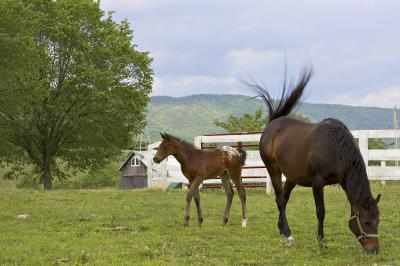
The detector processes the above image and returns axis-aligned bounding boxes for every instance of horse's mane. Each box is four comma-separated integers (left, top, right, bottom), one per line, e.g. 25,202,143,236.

164,133,196,150
324,119,377,214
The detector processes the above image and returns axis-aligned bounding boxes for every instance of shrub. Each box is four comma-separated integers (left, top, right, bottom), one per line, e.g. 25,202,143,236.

16,175,40,189
53,165,119,189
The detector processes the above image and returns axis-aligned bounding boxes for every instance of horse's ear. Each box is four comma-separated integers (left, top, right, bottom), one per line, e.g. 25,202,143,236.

374,194,381,204
160,132,166,139
163,132,171,140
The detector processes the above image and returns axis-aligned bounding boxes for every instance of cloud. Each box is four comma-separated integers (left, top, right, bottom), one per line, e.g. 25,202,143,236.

225,49,283,77
101,0,183,11
153,75,240,96
100,0,400,107
358,87,400,108
332,86,400,108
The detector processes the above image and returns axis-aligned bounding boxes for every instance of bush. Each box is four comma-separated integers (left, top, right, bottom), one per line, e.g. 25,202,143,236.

74,172,118,189
53,165,119,189
16,175,40,189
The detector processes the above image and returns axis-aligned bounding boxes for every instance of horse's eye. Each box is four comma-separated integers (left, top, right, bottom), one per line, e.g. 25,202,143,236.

365,221,371,226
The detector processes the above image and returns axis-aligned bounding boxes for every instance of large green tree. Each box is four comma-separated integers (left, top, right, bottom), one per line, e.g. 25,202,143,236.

0,0,153,189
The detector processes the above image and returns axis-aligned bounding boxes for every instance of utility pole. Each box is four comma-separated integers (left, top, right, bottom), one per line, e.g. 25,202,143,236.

393,105,399,166
140,126,151,151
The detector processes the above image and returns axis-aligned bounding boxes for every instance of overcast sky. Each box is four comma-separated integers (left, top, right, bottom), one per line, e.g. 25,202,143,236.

101,0,399,108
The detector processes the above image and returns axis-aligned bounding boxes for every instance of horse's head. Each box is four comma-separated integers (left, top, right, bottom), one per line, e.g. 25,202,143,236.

153,132,176,164
349,194,381,254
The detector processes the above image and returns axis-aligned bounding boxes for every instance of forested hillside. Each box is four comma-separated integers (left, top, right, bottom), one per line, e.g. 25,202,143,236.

145,94,396,141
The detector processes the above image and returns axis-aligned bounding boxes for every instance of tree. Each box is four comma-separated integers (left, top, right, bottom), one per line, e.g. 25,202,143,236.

214,108,267,132
368,139,389,166
290,113,311,123
0,0,153,189
368,139,388,150
214,108,311,133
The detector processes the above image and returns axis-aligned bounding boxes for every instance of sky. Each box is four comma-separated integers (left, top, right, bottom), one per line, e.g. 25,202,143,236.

100,0,400,108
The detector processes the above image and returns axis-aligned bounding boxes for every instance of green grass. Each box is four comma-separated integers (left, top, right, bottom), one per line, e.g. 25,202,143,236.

0,183,399,265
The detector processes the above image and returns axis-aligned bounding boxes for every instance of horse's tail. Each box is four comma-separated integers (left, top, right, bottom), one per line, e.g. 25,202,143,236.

237,148,247,165
251,67,312,123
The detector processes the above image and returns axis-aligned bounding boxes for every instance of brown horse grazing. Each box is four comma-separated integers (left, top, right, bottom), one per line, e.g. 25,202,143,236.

153,133,248,227
253,68,381,254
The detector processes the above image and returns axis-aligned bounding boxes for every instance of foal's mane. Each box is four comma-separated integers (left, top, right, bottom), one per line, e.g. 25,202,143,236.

325,119,377,213
165,133,196,151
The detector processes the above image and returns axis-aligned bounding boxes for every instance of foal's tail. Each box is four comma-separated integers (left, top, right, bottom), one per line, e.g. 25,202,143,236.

251,67,313,123
237,148,247,165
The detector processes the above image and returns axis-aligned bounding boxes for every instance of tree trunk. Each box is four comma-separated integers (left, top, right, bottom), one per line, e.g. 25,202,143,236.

43,163,52,190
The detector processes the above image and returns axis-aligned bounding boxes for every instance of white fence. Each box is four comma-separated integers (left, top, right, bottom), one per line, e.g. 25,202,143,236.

352,130,400,181
147,130,400,193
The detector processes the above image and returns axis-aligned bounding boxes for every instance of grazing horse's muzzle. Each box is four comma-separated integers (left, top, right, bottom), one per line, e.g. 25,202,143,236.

153,157,161,164
364,247,379,255
349,214,380,254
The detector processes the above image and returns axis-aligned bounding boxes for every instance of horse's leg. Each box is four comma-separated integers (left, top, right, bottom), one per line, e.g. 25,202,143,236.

266,164,294,246
193,186,203,227
184,178,203,227
231,173,247,228
221,172,234,225
312,185,325,245
283,181,296,204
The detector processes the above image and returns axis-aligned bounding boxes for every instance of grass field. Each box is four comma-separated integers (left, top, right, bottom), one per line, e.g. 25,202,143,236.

0,183,399,265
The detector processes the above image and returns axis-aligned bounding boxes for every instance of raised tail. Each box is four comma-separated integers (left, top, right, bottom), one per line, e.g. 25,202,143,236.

251,67,312,123
237,148,247,165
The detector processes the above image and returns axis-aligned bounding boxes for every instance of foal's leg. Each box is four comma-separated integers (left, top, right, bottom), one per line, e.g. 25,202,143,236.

221,173,234,225
193,186,203,227
312,185,325,245
266,164,294,246
184,178,203,227
231,173,247,228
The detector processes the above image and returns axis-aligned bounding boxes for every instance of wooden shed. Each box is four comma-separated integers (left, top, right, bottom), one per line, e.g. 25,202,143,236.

118,151,149,189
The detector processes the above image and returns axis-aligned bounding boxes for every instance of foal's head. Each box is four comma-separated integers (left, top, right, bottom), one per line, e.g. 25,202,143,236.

349,194,381,254
153,133,178,164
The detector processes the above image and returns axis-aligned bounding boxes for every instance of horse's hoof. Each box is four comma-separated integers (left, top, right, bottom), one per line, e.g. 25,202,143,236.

319,240,327,250
183,219,189,227
183,215,190,227
241,219,247,228
198,217,203,227
281,235,295,247
222,217,229,226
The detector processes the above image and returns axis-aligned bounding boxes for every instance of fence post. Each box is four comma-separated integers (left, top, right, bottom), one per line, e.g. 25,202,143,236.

147,146,154,188
194,136,202,149
359,131,369,176
380,161,386,185
266,177,272,195
160,158,168,190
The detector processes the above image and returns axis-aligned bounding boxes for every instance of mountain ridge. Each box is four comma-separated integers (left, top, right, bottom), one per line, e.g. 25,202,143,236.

145,94,397,142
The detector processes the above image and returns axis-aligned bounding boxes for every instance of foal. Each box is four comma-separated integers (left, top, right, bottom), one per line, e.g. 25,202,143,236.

153,133,248,227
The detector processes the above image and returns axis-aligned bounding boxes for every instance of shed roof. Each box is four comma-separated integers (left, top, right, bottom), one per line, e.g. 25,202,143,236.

118,150,152,171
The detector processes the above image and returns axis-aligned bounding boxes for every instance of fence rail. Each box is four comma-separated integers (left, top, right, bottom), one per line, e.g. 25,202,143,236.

148,130,400,193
